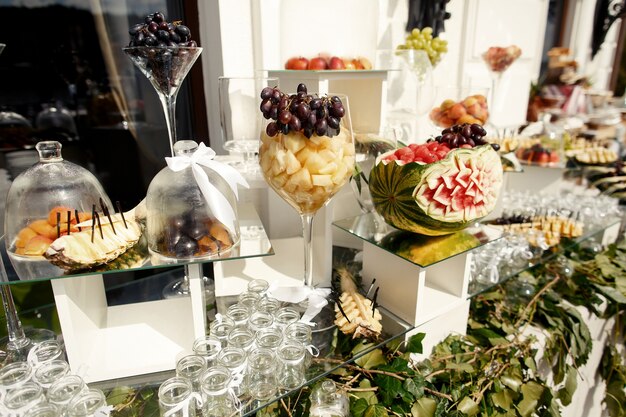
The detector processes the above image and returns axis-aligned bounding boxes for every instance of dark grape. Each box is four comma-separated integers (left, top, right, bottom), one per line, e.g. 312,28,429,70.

297,83,307,94
327,116,340,129
153,12,165,23
307,112,317,127
158,21,169,30
461,124,472,138
260,99,272,113
271,89,281,103
266,122,279,136
441,133,455,143
330,102,345,118
280,123,289,135
144,34,157,46
269,107,278,120
278,96,288,110
187,40,197,47
296,103,310,119
466,138,475,147
491,143,500,151
289,117,302,132
315,119,328,136
129,23,145,36
157,29,170,41
303,125,313,138
169,31,181,43
148,22,158,33
471,124,486,136
260,87,273,100
144,14,154,24
176,25,190,38
309,98,322,110
450,136,459,148
278,110,292,125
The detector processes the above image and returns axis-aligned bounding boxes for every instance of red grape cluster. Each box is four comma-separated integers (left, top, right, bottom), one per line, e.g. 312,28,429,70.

260,84,345,139
430,123,500,151
128,11,196,47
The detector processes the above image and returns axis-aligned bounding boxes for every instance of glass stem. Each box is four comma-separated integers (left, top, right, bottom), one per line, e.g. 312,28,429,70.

159,93,179,157
1,285,29,351
301,214,314,288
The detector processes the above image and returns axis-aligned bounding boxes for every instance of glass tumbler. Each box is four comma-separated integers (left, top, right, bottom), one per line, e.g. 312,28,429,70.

245,347,277,401
32,360,70,393
255,297,281,315
4,381,46,416
66,388,107,417
276,342,306,391
237,291,260,311
209,316,236,348
226,304,251,328
46,375,87,411
192,336,222,368
27,340,65,369
0,361,33,401
226,328,255,353
175,355,207,395
284,322,316,367
158,377,196,417
247,279,269,295
255,327,283,351
248,311,274,334
217,347,247,397
200,366,239,417
273,307,300,332
24,403,61,417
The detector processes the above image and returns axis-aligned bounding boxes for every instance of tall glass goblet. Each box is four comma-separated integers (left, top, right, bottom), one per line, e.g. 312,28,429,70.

123,46,202,156
259,94,355,287
482,45,521,130
219,76,279,177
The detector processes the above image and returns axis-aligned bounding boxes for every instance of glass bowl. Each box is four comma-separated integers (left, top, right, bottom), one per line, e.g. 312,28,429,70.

429,85,490,130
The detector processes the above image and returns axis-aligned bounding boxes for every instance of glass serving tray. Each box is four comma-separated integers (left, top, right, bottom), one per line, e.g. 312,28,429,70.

333,211,503,268
0,203,273,284
91,293,413,417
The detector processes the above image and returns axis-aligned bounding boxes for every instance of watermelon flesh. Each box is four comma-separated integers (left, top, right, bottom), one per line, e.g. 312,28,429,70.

369,144,503,236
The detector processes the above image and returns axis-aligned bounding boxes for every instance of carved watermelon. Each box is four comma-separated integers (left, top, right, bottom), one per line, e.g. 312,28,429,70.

369,144,503,236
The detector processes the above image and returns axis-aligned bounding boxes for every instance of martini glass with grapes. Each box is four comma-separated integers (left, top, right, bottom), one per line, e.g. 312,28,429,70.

123,13,203,298
258,84,355,288
482,45,521,130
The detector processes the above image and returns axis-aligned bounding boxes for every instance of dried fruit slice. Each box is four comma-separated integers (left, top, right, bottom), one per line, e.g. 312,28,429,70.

369,144,503,235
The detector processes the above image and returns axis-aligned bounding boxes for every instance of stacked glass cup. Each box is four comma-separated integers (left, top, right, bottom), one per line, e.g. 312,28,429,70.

0,339,109,417
160,279,318,415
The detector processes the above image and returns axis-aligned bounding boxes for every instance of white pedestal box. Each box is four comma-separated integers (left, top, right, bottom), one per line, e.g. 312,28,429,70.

361,240,472,327
51,263,206,383
505,165,566,193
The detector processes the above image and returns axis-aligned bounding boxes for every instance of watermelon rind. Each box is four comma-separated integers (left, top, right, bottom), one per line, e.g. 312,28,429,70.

369,144,503,236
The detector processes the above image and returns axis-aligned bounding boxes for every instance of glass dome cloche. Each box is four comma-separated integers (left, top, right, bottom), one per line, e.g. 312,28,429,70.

146,140,244,263
4,141,114,280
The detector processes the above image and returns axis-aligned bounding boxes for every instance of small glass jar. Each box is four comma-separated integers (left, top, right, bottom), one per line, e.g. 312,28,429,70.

309,380,350,417
24,402,61,417
66,388,107,417
175,354,207,394
217,347,246,397
248,311,274,334
146,140,241,262
255,297,281,315
226,304,251,328
284,322,315,367
192,336,222,368
245,347,277,401
226,328,255,353
0,361,33,400
158,377,196,417
209,316,236,348
274,307,301,331
4,381,46,416
276,342,306,391
247,279,269,295
32,360,70,392
27,340,65,369
4,141,113,280
255,327,283,351
200,366,239,417
46,375,87,411
237,291,260,311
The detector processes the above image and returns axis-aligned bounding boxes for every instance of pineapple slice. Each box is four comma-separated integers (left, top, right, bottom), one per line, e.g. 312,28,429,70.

285,150,302,175
290,167,313,191
284,133,306,154
318,162,338,175
312,174,333,187
305,153,326,174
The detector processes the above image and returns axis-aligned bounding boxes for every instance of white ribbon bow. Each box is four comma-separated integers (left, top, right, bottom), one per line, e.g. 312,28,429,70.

166,143,249,233
267,285,331,326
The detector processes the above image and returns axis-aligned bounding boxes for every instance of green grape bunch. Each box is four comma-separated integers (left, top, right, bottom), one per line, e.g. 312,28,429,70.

397,27,448,66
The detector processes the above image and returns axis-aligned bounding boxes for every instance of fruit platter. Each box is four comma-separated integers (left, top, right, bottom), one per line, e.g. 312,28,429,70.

284,54,372,70
368,123,503,236
514,135,563,167
488,212,583,248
